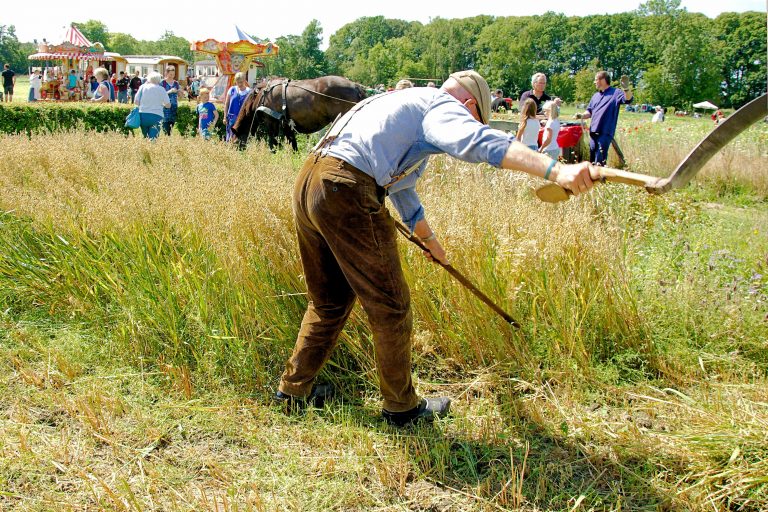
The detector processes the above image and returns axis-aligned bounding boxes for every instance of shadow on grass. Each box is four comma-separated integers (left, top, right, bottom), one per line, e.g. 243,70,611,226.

350,394,680,511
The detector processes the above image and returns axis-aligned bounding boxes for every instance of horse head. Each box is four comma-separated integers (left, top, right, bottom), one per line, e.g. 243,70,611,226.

232,76,367,151
230,88,262,147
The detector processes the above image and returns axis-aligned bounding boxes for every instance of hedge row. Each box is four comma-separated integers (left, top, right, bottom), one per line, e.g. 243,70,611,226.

0,103,226,139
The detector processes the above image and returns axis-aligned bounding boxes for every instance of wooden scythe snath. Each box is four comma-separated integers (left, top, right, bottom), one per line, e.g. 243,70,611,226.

393,220,521,328
536,93,767,203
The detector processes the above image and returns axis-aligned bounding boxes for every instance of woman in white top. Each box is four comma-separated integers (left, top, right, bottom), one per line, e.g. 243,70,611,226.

134,72,171,139
651,106,664,123
539,100,561,161
28,71,42,102
516,98,540,150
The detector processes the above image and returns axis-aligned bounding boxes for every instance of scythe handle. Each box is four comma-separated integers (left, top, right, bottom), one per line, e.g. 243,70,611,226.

535,167,665,203
393,220,520,327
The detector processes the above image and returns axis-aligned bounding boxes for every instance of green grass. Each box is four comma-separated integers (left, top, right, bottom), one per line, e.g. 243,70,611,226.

0,120,766,510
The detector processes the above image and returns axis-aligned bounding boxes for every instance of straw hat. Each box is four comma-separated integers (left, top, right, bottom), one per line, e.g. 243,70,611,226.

449,70,491,125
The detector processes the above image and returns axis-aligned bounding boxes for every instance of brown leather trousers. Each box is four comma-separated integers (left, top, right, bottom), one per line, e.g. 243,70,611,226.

278,155,420,413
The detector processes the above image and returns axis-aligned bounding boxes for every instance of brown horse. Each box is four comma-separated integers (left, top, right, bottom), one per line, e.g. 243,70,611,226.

231,75,367,150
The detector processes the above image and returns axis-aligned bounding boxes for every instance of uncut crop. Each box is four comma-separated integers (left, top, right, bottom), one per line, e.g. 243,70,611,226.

0,127,766,385
614,114,768,199
0,131,654,384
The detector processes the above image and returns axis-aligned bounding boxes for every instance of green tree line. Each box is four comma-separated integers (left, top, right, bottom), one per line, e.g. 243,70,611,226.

2,0,765,109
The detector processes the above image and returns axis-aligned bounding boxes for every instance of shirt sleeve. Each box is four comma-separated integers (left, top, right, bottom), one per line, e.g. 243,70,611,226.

388,186,425,233
619,89,633,105
422,96,513,168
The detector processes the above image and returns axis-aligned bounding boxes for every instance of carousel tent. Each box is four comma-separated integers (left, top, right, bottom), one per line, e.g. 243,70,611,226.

28,25,112,62
63,25,92,47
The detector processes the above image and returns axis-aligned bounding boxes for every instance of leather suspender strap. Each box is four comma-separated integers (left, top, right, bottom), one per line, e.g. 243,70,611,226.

312,94,384,157
311,92,425,189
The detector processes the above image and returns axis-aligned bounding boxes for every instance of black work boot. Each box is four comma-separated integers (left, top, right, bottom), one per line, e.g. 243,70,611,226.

382,397,451,427
274,383,335,410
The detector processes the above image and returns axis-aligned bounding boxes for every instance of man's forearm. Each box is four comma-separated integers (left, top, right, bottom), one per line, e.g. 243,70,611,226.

501,141,560,181
413,218,434,241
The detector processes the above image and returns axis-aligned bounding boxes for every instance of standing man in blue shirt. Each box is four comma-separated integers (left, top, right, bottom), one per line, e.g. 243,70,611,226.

575,71,633,166
275,70,598,427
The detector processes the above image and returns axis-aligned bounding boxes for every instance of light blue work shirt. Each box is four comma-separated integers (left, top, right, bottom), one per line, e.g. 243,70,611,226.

325,87,515,231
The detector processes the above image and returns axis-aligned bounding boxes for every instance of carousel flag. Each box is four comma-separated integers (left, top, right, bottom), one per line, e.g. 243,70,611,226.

235,26,257,44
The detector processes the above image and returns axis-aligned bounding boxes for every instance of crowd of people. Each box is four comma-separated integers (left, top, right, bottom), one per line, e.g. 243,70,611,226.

6,60,644,163
2,61,248,141
484,70,633,166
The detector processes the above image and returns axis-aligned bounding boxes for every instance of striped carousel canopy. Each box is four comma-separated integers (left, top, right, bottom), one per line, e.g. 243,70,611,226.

28,51,113,61
28,25,109,62
63,25,93,47
64,25,93,46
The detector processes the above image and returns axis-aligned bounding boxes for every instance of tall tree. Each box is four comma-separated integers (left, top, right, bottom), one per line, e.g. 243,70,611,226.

639,13,721,108
636,0,685,65
549,72,575,103
326,16,413,76
637,0,683,16
109,33,139,56
417,17,490,81
476,16,534,98
0,25,23,70
273,20,327,79
713,11,767,108
573,61,601,103
667,15,720,105
150,31,193,62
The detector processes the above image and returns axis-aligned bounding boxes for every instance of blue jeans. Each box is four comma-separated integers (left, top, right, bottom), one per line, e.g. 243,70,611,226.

589,132,613,166
163,103,178,136
226,115,236,141
118,90,128,103
139,113,164,139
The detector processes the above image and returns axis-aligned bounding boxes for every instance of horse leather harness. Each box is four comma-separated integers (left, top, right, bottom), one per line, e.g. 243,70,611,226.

255,80,293,126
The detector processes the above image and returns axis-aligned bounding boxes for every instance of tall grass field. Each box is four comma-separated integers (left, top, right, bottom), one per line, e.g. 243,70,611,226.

0,113,766,510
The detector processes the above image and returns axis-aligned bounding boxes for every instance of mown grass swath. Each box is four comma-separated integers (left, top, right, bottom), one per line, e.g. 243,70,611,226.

0,120,766,510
